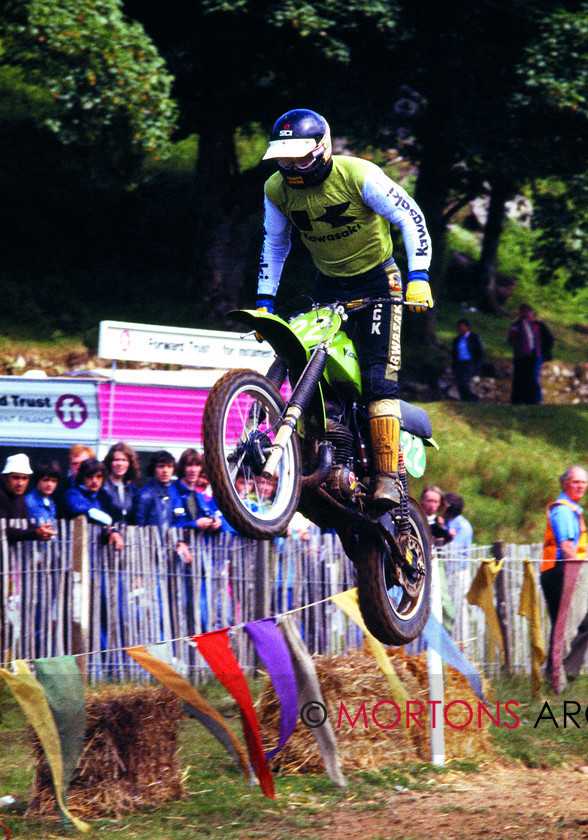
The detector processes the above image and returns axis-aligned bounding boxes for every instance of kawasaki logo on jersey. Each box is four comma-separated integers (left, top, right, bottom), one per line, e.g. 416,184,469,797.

291,202,361,244
291,202,358,231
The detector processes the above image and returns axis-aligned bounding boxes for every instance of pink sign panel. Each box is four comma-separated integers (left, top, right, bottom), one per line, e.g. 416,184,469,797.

97,380,293,450
98,383,209,447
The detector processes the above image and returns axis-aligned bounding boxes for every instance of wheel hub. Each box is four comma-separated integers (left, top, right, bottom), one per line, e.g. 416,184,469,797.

244,430,272,475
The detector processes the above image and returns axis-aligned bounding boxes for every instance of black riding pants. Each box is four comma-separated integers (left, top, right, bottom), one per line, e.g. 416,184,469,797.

313,259,403,402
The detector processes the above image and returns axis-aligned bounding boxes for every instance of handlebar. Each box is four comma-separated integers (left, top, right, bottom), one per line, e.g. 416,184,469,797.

342,296,406,313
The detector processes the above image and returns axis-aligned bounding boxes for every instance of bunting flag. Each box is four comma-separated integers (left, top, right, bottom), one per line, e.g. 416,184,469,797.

466,559,505,663
0,661,89,833
421,613,489,704
124,645,252,783
192,629,275,798
243,619,298,759
277,616,347,788
562,559,588,680
549,560,583,694
330,589,410,725
517,560,547,697
33,657,87,800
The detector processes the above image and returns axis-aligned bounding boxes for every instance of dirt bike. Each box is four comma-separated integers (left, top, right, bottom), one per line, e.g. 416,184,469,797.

201,299,436,645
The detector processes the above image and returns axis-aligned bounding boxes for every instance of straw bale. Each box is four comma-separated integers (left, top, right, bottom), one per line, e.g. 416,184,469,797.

257,646,494,774
26,686,185,820
388,647,495,762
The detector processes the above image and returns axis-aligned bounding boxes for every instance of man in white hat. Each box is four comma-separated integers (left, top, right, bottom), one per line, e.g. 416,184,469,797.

0,453,56,543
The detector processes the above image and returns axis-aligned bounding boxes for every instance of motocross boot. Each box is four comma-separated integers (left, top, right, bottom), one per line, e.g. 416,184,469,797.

369,403,402,510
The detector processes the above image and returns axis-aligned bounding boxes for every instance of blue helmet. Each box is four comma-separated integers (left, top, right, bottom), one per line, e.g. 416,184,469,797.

263,109,333,188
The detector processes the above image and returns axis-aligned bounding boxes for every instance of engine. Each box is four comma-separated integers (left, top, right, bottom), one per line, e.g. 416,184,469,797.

323,418,358,501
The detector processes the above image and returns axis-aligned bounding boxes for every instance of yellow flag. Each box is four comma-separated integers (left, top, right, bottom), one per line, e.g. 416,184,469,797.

518,560,547,696
0,661,89,832
331,588,410,727
466,560,505,664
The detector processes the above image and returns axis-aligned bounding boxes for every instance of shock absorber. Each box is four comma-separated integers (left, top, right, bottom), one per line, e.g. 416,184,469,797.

397,449,411,536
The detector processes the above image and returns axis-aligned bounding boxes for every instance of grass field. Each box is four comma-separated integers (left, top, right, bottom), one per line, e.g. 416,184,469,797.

3,675,588,839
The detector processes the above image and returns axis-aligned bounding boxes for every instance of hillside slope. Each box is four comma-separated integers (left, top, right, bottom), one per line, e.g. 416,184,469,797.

413,402,588,544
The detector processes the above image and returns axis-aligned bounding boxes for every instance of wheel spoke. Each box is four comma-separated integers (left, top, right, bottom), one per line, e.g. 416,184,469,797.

203,372,300,538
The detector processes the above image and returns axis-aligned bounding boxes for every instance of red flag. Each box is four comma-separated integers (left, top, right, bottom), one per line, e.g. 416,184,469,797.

193,630,275,798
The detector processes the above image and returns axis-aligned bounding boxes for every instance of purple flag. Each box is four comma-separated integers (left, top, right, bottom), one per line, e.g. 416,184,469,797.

244,618,299,759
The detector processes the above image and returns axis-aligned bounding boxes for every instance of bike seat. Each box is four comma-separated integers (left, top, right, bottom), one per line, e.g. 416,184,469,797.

399,400,432,439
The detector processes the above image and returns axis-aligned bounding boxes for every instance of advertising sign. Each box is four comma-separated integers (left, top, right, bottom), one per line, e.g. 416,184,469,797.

0,377,100,447
98,320,274,371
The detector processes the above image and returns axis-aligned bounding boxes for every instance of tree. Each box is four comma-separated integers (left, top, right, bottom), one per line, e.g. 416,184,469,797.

122,0,397,322
123,0,587,328
387,1,588,311
0,0,178,186
533,174,588,291
522,6,588,291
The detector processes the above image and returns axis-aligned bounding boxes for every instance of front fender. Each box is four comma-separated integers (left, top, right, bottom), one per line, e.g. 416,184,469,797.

231,309,326,436
229,309,309,380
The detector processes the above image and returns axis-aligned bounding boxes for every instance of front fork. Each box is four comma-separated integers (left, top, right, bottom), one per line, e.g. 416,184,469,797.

261,346,328,478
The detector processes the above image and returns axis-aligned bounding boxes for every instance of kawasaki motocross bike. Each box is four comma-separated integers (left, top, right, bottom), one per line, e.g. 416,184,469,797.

202,299,436,645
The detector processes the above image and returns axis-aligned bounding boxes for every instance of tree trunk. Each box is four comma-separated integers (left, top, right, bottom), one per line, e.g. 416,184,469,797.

188,119,239,323
477,180,510,313
186,117,269,328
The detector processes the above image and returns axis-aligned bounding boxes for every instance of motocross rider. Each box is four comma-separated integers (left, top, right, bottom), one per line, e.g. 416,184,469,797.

257,108,433,509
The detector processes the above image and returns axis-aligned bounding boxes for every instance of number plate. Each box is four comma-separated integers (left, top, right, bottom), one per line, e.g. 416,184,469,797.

400,430,426,477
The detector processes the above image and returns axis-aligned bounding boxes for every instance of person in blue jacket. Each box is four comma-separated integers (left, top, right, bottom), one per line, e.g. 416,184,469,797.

134,450,192,563
102,441,140,524
25,458,61,525
175,448,223,534
61,458,123,549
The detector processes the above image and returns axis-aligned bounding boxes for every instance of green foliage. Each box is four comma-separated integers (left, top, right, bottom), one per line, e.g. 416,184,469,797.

532,174,588,291
264,0,398,61
514,6,588,292
520,4,588,114
0,61,54,122
411,402,588,544
0,0,178,184
445,226,481,263
496,222,538,291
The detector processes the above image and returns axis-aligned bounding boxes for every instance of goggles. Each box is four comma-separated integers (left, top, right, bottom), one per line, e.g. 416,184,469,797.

276,152,316,171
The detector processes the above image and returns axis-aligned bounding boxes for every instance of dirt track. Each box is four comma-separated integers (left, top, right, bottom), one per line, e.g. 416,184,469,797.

330,763,588,840
251,762,588,840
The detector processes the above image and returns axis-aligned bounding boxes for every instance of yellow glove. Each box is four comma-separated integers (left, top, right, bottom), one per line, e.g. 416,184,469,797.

405,277,434,312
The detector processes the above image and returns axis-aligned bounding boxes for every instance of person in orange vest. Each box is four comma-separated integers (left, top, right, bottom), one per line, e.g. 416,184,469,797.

541,465,588,679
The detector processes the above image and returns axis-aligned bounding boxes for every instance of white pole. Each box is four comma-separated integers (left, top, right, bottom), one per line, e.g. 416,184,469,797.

427,547,445,765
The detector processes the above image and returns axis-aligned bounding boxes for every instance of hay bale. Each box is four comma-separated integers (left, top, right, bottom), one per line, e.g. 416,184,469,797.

389,647,494,762
26,686,185,820
257,646,494,774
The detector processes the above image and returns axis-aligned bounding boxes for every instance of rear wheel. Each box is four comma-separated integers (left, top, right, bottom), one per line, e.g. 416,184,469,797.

355,498,431,645
202,369,301,539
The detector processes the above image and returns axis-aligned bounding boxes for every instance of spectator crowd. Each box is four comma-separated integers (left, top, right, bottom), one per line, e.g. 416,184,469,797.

0,443,278,553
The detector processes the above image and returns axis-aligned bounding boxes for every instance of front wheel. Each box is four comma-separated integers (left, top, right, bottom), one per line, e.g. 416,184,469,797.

202,369,301,539
355,498,432,645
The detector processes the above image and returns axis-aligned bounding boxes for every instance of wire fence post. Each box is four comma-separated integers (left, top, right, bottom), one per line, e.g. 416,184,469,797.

71,516,90,676
252,539,271,673
493,540,511,674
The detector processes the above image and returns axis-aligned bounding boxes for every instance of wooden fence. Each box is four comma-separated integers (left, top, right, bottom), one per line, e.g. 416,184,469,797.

0,520,548,684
